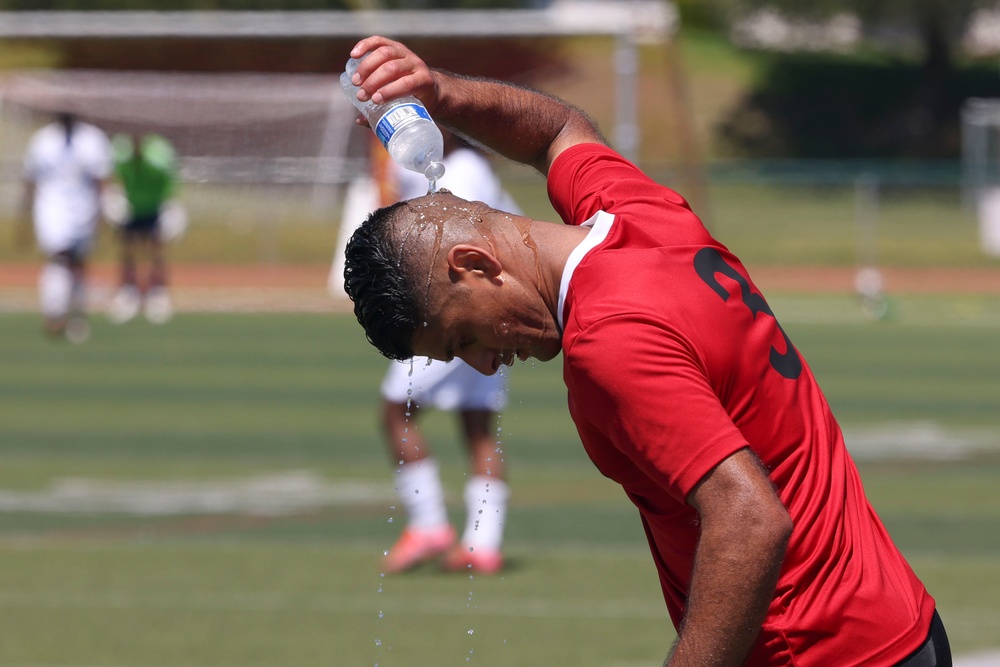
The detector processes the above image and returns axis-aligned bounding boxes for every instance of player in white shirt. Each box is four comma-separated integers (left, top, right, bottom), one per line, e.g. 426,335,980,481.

378,134,519,574
21,113,112,342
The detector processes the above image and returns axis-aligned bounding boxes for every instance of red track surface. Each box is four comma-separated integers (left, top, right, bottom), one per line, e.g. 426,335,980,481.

2,262,1000,314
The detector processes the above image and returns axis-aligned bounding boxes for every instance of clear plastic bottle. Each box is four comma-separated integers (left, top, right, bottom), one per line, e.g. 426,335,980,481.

341,55,446,187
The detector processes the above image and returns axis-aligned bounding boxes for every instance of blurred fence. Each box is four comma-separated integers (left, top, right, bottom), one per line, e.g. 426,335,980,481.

673,160,983,268
519,158,995,271
3,154,999,274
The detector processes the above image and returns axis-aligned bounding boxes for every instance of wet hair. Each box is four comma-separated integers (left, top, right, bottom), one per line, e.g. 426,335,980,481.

343,200,421,361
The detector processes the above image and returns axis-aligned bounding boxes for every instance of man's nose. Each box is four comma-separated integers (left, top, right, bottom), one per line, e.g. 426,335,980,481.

460,349,498,376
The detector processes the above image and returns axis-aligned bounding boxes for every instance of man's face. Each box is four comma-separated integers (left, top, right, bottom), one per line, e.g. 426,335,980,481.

410,296,562,376
401,193,563,375
407,249,562,376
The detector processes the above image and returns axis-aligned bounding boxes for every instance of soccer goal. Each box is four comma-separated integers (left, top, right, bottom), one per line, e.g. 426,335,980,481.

0,69,364,261
962,97,1000,256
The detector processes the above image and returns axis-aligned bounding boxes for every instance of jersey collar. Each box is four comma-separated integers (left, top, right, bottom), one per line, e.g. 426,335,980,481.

556,210,615,333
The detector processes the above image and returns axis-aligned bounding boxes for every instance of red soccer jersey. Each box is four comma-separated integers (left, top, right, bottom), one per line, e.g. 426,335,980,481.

547,143,935,666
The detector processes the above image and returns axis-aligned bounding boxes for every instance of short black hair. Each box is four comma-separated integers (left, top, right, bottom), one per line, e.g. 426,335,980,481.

343,200,420,361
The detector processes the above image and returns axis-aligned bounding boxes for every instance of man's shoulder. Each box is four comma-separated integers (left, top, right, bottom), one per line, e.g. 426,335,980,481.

28,123,63,149
76,123,111,147
550,143,662,205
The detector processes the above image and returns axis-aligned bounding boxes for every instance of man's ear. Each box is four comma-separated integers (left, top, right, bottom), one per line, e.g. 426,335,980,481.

447,244,504,284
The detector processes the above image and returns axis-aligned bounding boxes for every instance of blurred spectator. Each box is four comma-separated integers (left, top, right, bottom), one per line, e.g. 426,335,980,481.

106,133,183,325
20,112,113,343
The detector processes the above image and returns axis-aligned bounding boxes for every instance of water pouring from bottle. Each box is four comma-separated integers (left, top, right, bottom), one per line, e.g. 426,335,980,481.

341,55,446,194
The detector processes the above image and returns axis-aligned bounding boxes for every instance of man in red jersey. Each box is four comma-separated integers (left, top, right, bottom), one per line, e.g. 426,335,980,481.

341,36,950,667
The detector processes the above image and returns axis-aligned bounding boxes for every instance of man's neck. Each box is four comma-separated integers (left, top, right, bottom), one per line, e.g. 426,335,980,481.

521,218,590,315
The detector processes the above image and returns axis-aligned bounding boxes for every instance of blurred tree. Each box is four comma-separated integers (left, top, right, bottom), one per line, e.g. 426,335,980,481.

710,0,1000,158
0,0,542,7
723,0,987,86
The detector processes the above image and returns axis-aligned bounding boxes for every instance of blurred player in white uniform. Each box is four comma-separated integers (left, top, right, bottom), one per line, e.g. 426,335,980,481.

21,113,112,342
379,133,520,574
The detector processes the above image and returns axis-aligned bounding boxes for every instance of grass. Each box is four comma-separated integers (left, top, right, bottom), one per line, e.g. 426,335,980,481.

0,308,999,665
1,26,999,662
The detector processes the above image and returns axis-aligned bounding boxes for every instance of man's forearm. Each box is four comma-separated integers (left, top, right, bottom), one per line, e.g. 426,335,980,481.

666,448,792,667
665,520,788,667
431,70,604,175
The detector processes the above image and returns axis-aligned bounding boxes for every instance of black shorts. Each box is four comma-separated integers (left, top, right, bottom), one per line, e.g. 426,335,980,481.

894,610,951,667
123,212,161,235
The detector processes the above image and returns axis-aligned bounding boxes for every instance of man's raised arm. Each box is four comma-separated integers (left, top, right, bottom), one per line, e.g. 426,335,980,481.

347,35,606,175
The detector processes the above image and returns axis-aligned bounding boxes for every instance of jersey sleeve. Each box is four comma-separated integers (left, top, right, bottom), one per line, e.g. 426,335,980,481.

563,313,749,501
547,143,692,227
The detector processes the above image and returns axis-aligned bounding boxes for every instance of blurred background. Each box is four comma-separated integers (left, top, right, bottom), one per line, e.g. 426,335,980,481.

0,1,999,666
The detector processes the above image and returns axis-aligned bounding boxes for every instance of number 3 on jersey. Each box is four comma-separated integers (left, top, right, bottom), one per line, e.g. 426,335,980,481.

693,247,802,380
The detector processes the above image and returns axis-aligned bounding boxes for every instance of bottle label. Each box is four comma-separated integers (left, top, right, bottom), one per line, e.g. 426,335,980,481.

374,103,432,148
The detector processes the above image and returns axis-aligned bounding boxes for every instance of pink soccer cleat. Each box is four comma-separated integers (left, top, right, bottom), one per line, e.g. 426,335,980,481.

382,525,456,573
442,543,504,575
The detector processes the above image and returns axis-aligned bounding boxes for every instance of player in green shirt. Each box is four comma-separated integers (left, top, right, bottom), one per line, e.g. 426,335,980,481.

107,133,181,324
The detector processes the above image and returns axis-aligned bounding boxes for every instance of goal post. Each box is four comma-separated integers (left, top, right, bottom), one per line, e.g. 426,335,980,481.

961,97,1000,256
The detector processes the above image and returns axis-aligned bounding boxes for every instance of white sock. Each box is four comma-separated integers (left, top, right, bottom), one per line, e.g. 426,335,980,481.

395,458,449,531
462,475,509,551
38,262,72,319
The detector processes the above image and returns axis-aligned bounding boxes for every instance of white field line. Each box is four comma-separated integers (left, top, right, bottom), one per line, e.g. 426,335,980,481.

0,423,996,518
0,471,393,516
843,421,1000,461
956,651,1000,667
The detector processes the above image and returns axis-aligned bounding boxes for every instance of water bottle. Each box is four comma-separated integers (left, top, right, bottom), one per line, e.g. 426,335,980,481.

341,55,446,186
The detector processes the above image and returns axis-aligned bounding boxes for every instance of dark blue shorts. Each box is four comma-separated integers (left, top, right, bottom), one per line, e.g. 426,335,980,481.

123,212,161,235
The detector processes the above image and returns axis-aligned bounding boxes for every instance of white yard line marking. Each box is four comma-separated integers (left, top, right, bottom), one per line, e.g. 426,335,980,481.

0,471,393,515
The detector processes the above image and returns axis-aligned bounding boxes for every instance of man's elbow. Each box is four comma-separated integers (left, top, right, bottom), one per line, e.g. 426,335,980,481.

760,502,793,561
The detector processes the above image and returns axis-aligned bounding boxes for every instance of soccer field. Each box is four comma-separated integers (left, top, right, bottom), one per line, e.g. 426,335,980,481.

0,306,999,666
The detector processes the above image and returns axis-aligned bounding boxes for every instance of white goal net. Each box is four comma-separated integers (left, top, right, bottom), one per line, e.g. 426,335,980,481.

0,69,363,259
